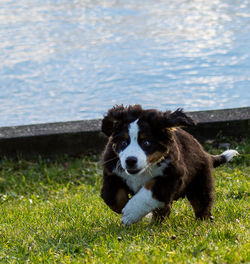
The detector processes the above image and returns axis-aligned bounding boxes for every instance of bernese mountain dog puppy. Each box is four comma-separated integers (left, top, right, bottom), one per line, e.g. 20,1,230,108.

101,105,238,226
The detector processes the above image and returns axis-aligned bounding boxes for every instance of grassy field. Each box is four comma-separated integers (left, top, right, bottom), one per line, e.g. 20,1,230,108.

0,139,249,263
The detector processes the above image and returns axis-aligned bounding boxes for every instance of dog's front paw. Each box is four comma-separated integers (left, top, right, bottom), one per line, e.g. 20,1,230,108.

121,205,143,226
121,187,165,226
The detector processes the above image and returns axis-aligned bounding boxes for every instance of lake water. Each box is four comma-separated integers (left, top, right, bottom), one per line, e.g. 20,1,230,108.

1,0,250,126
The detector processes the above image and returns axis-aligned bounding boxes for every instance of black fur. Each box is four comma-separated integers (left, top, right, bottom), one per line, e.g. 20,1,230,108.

101,105,236,223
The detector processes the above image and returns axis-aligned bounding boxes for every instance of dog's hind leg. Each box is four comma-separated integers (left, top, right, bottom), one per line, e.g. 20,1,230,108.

187,196,214,220
186,168,215,220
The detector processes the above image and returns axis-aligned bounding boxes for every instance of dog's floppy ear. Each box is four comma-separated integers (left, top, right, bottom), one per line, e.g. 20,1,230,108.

163,108,196,128
102,104,143,136
101,105,125,137
143,108,195,130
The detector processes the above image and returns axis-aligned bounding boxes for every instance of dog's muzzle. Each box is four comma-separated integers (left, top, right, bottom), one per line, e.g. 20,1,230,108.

125,156,142,174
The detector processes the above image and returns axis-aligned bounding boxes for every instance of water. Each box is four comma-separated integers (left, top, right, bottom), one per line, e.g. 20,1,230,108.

1,0,250,126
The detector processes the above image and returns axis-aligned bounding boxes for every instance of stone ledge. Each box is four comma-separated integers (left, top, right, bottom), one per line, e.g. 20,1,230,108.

0,119,102,139
0,107,249,158
187,107,250,123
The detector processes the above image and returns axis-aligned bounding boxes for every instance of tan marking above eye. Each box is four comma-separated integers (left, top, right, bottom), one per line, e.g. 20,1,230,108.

124,133,129,139
139,133,147,140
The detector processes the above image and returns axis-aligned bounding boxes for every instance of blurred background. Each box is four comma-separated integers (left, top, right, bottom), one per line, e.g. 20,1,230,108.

0,0,249,126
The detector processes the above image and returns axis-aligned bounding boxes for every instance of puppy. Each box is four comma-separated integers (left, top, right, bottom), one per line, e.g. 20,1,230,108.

100,105,238,225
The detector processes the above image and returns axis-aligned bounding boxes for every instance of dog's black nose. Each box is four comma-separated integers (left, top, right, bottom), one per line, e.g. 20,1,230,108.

125,156,138,168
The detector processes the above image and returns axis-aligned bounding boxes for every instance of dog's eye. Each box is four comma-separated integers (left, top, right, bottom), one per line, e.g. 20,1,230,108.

142,140,151,147
121,140,128,148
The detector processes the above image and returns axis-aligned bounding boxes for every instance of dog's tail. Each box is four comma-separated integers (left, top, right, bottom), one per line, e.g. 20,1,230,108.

212,150,239,168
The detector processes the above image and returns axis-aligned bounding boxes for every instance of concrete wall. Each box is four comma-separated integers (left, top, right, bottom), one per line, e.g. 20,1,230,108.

0,107,249,158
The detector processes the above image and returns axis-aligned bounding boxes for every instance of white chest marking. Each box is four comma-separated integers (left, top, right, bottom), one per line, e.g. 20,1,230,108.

114,160,170,193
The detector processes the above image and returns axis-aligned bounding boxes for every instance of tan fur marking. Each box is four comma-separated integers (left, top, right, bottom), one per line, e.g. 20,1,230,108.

139,133,147,140
109,188,129,214
164,127,176,132
145,179,161,200
147,151,166,164
112,143,117,151
147,145,169,164
124,133,129,139
145,179,156,191
112,143,120,156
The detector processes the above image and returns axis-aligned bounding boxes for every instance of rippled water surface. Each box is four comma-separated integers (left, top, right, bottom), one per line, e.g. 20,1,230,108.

1,0,250,126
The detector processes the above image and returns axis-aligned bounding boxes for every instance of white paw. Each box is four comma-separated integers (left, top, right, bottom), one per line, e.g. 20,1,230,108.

121,205,143,226
121,187,165,226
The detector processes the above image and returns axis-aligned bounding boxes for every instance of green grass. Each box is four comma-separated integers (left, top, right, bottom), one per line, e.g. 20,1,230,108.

0,139,249,263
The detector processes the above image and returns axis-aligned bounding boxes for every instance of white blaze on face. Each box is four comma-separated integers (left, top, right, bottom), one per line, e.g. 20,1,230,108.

119,119,147,172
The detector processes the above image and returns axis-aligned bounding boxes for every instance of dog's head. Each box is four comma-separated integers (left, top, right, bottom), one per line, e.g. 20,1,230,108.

102,105,195,175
